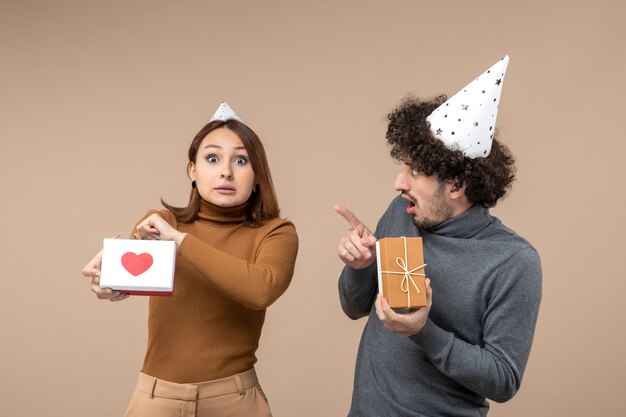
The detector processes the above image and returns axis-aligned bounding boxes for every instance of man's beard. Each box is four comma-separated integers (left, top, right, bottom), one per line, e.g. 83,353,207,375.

409,184,453,230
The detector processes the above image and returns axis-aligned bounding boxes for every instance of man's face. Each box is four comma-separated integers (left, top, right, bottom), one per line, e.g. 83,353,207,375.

394,164,454,230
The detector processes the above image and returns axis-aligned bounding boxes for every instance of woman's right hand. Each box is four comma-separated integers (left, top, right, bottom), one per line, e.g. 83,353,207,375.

82,249,129,302
133,216,161,241
134,213,187,247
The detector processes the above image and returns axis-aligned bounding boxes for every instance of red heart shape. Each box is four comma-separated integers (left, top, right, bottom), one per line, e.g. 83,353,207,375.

121,252,153,276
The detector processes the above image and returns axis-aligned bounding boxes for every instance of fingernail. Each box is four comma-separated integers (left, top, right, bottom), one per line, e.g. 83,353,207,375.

123,294,130,299
113,291,120,297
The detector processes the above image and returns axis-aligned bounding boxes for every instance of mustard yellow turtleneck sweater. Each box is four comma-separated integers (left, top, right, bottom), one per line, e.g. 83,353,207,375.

135,200,298,383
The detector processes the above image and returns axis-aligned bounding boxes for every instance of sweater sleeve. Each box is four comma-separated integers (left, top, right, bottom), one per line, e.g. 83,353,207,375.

338,263,378,319
410,246,542,402
176,219,298,311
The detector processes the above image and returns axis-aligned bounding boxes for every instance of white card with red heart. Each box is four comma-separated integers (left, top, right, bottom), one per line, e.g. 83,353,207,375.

100,238,176,296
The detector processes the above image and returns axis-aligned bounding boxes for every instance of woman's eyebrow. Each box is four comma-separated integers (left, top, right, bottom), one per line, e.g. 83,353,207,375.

202,144,246,151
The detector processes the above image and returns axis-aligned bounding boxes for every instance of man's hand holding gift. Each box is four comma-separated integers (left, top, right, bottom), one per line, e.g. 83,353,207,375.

335,205,433,336
375,282,432,336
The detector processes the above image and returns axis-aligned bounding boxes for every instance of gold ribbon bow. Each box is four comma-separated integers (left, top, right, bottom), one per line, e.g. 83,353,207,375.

381,237,426,308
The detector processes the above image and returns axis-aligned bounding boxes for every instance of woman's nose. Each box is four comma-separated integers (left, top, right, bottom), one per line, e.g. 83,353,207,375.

220,162,233,179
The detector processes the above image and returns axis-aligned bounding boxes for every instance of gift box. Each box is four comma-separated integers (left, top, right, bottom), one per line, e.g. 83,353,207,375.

99,238,176,296
376,236,427,309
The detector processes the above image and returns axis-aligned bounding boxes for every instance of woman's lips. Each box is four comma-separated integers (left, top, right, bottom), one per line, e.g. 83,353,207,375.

215,186,236,195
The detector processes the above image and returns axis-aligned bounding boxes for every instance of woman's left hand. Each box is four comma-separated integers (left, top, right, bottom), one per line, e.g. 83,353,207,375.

134,213,187,247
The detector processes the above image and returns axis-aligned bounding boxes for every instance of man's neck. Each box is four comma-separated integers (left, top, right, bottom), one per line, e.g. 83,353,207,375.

450,201,474,219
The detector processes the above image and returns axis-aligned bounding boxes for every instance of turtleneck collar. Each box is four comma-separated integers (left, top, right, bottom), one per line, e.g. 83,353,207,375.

427,204,493,239
198,199,248,225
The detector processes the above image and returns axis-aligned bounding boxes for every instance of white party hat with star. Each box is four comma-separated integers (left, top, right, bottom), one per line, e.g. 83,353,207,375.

426,55,510,158
209,102,242,122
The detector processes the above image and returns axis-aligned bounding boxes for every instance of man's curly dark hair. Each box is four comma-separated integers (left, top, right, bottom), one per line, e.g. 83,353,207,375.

386,95,516,208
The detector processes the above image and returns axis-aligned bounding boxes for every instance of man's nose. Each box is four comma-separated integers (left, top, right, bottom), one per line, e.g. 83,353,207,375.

394,170,407,192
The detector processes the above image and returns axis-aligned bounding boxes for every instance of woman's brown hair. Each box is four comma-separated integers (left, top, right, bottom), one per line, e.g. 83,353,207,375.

162,119,280,227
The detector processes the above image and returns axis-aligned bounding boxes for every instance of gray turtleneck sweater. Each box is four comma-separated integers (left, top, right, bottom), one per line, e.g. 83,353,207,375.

338,196,542,417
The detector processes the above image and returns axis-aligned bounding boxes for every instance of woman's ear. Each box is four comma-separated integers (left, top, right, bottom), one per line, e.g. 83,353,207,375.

187,161,196,181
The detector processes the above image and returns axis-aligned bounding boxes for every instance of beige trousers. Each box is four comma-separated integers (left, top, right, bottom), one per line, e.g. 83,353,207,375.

124,368,272,417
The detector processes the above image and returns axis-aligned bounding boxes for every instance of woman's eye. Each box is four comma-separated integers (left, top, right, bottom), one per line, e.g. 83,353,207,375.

206,155,218,163
235,156,248,165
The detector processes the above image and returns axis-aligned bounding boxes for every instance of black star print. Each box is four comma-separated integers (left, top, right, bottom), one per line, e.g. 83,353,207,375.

482,90,486,94
436,128,443,135
489,126,493,131
444,114,448,118
462,104,469,110
451,131,455,135
495,78,502,86
474,122,479,127
458,118,461,122
493,98,497,102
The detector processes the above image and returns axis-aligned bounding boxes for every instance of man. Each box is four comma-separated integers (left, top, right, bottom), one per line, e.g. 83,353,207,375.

336,56,542,417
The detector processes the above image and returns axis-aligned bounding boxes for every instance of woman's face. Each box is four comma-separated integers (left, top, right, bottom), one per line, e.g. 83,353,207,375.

188,127,255,207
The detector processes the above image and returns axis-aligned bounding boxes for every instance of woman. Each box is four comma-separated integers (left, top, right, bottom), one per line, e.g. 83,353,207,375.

82,102,298,417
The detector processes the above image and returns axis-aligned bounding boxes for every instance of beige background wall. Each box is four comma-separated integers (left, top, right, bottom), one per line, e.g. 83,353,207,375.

1,0,625,416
